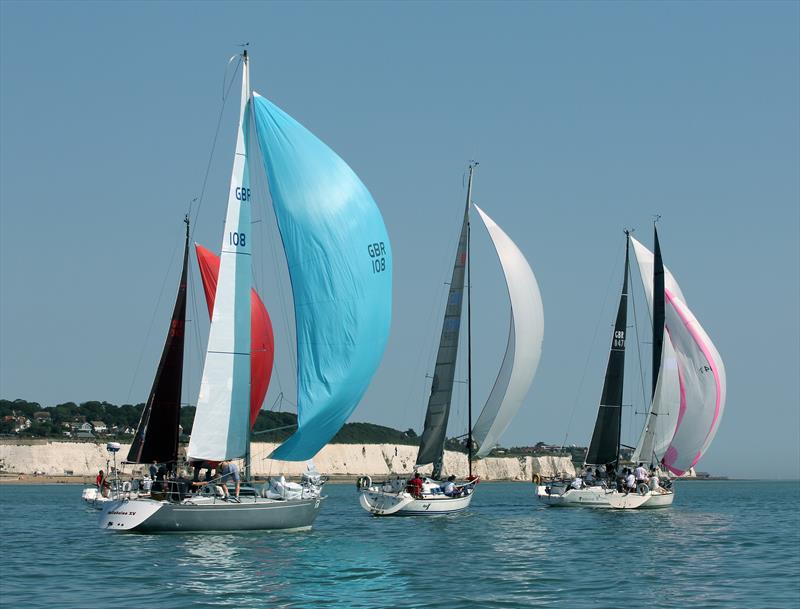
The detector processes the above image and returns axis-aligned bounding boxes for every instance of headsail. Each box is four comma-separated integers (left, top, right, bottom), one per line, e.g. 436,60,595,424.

252,93,392,461
585,236,629,466
195,244,274,428
631,335,681,465
630,236,684,463
629,236,686,307
660,290,727,474
630,236,726,473
187,55,252,462
471,205,544,458
415,203,469,467
127,218,189,467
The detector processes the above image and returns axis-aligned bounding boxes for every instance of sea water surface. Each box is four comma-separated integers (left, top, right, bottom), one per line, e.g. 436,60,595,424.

1,480,798,608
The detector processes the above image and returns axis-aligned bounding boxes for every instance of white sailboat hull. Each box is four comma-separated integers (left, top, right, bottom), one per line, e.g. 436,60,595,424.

82,487,146,510
535,484,674,510
359,489,473,516
99,495,323,532
639,490,675,508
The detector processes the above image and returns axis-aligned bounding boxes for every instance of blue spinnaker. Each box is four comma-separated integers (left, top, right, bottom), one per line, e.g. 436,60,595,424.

252,93,392,461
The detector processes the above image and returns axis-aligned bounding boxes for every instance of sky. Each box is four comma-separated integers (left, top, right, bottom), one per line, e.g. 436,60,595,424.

1,1,798,478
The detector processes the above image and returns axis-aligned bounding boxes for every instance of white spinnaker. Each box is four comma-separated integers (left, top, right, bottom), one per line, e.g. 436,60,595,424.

629,236,684,463
187,58,252,462
471,205,544,458
631,336,681,464
660,291,726,475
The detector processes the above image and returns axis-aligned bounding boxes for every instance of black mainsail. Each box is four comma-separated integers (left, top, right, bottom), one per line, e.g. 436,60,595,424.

127,217,189,468
586,233,630,466
415,166,474,476
651,224,665,399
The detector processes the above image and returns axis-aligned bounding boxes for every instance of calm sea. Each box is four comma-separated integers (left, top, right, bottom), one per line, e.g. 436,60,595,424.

1,480,798,609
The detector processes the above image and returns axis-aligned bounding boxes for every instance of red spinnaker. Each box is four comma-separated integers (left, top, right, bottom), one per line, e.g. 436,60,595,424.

195,244,274,429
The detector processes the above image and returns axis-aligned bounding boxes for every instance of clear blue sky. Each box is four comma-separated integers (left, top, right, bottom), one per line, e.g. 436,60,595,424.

1,1,798,478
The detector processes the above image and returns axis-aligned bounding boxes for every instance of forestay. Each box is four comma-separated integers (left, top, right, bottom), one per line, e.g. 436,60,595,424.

471,205,544,458
252,93,392,461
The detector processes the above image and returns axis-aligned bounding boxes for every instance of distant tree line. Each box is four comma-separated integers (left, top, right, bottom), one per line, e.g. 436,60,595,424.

0,399,421,445
3,399,584,455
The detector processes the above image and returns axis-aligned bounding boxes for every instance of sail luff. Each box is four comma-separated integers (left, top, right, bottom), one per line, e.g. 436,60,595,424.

187,53,252,462
415,175,471,469
585,234,629,466
126,218,189,467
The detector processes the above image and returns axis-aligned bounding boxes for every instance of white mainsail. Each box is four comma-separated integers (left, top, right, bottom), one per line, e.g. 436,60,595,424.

187,56,252,462
471,205,544,458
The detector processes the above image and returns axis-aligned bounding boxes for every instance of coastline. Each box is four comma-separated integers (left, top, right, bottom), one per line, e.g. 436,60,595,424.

0,439,577,483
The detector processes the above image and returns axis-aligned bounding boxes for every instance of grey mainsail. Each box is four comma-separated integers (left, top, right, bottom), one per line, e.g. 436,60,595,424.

585,233,630,466
415,172,473,473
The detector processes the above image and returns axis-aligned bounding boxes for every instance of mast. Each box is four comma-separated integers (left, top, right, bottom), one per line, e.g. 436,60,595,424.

466,162,475,479
241,50,253,482
585,231,629,468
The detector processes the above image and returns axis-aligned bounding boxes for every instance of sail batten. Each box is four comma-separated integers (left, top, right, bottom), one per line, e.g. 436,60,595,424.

471,205,543,458
251,93,392,462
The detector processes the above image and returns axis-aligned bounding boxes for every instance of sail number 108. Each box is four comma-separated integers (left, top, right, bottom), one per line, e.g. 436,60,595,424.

229,232,246,247
368,241,387,274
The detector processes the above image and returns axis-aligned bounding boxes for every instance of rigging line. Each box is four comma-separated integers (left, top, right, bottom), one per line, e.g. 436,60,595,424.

189,57,242,239
559,237,625,453
629,256,649,443
125,235,182,404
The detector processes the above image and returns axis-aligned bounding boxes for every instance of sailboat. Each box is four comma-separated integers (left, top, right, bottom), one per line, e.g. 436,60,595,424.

358,163,544,516
101,49,392,532
535,225,726,509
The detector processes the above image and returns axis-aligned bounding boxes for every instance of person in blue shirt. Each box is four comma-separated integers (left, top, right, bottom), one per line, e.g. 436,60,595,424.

217,461,241,502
